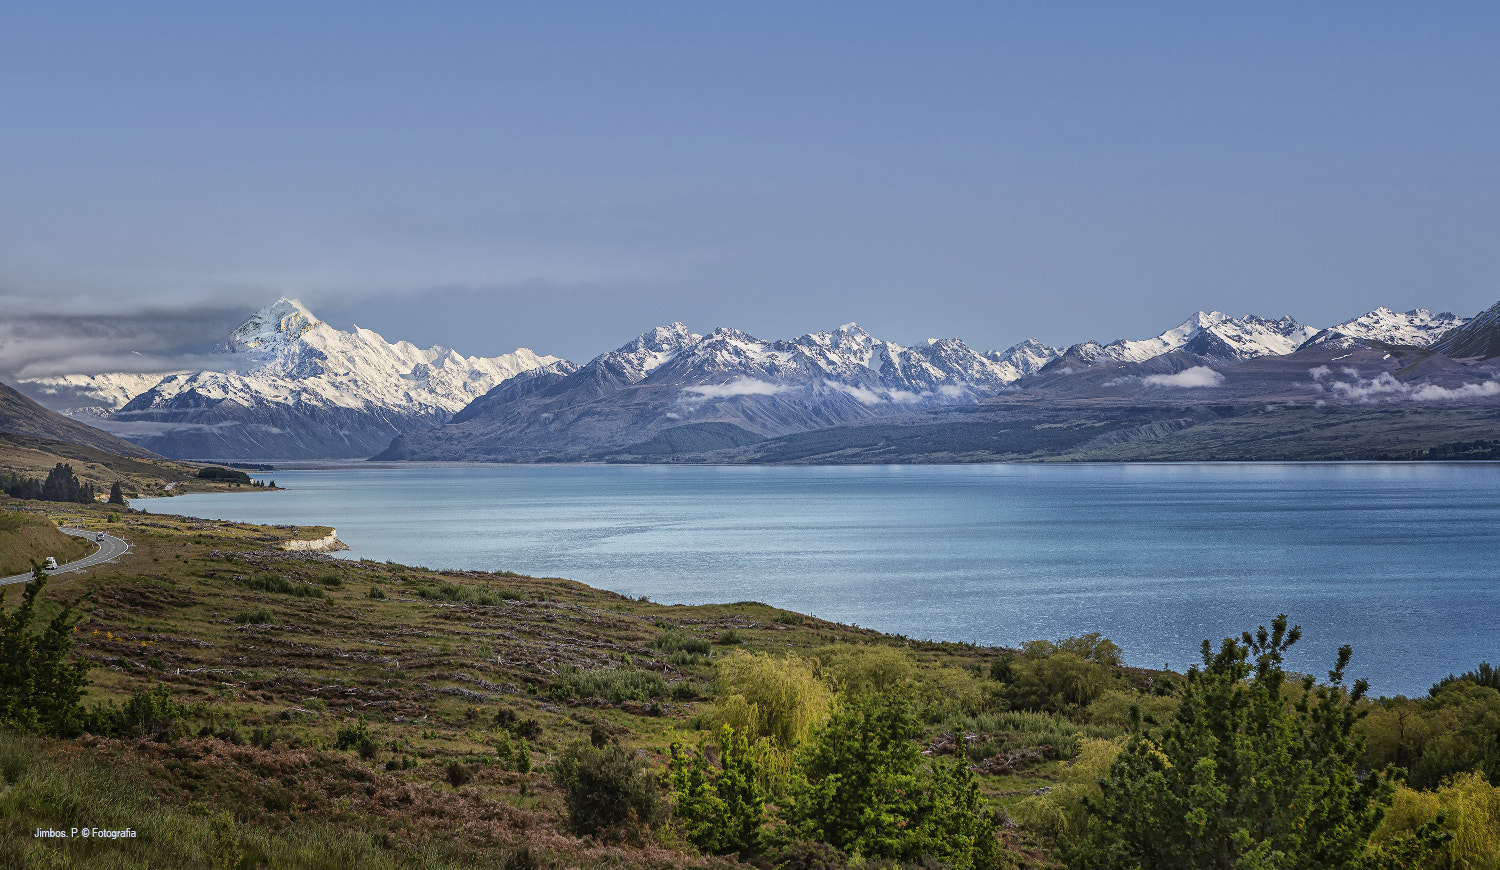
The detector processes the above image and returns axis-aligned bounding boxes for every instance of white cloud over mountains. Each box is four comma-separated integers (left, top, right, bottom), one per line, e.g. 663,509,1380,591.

680,378,788,402
1106,366,1226,389
1142,367,1226,388
1309,366,1500,402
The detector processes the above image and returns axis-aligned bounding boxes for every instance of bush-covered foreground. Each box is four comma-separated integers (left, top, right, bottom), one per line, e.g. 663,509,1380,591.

2,501,1499,868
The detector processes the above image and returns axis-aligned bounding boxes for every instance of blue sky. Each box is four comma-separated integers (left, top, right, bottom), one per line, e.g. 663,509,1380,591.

1,2,1497,374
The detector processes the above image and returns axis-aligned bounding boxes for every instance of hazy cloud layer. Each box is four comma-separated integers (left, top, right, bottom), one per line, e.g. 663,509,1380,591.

1309,366,1500,402
0,306,249,382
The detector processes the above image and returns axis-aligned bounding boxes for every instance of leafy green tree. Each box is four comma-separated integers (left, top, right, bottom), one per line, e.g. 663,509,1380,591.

670,724,766,854
0,564,91,736
1073,615,1393,870
785,688,999,868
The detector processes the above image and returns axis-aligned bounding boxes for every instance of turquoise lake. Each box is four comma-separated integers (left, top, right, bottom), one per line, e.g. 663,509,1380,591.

137,463,1500,697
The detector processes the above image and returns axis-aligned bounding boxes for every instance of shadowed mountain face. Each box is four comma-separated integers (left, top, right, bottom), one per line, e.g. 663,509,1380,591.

0,380,161,459
1432,300,1500,361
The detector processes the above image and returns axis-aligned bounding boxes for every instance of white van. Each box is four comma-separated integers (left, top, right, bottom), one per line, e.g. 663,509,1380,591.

44,557,59,569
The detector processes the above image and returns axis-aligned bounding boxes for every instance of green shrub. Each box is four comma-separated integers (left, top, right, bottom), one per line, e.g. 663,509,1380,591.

235,607,272,625
412,580,510,606
717,629,744,646
87,682,186,739
1371,771,1500,870
1014,738,1121,847
712,652,833,749
367,585,386,600
1020,632,1123,667
1361,680,1500,789
1005,652,1112,712
1085,688,1179,729
446,761,471,787
1432,661,1500,695
552,741,662,838
550,667,667,703
815,644,917,694
815,645,987,718
655,630,711,656
335,718,377,759
492,730,532,773
235,571,324,599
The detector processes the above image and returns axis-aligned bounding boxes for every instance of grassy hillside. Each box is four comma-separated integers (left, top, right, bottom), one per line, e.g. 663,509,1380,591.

0,432,280,498
0,380,160,459
0,509,91,575
2,503,1495,868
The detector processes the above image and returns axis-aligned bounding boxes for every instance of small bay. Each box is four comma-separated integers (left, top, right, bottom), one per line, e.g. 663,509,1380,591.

138,462,1500,697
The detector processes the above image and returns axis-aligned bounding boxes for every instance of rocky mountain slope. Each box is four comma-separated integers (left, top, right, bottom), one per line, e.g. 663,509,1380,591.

57,298,563,460
376,323,1058,461
1430,300,1500,360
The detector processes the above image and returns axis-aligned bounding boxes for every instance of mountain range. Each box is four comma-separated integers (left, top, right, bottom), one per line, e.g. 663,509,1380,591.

19,298,563,459
9,296,1500,463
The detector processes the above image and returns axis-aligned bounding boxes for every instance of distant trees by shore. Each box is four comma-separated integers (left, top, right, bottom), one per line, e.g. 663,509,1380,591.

195,466,253,484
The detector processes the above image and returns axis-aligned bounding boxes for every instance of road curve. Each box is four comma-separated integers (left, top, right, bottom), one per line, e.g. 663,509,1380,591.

0,527,130,587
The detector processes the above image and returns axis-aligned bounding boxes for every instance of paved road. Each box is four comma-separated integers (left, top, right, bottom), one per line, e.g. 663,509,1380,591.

0,527,130,587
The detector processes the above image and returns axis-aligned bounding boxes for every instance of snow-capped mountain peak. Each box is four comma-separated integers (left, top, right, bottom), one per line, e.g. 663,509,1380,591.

1300,307,1468,351
594,323,702,382
88,298,567,459
1054,311,1319,369
983,338,1063,380
226,297,323,352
